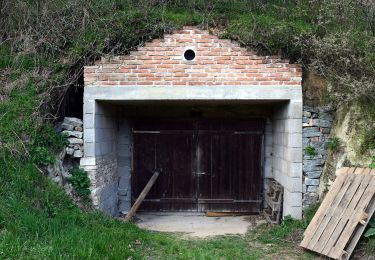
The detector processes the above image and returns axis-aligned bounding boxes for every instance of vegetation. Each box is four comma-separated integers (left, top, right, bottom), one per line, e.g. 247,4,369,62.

326,136,340,151
68,168,91,203
305,146,317,157
1,0,375,258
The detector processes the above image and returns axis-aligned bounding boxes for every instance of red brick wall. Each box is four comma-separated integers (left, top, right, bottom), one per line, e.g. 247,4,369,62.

84,27,302,86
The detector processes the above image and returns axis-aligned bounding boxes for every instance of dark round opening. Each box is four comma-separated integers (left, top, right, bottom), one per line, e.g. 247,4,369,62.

184,49,195,61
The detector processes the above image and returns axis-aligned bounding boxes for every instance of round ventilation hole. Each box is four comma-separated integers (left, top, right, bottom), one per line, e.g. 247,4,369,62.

184,49,195,61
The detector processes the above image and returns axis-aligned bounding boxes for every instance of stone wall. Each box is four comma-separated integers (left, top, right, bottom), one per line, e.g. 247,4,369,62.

90,155,118,216
302,106,334,208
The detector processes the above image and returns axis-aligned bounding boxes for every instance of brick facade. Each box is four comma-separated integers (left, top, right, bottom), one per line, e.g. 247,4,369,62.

84,27,302,87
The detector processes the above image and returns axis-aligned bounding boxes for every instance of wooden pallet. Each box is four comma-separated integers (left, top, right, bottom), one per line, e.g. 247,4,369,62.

263,178,283,224
300,167,375,259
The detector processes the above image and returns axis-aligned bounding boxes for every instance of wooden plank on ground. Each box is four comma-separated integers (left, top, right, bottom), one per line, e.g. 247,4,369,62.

124,171,160,222
300,167,375,259
300,167,350,248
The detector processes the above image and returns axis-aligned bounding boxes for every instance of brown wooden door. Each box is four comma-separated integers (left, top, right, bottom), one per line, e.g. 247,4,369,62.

132,120,197,211
132,119,264,212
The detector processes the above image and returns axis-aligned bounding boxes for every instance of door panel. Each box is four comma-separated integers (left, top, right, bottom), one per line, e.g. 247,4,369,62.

132,118,264,212
132,121,197,211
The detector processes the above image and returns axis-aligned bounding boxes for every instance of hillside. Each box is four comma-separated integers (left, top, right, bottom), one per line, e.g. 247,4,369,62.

0,0,375,258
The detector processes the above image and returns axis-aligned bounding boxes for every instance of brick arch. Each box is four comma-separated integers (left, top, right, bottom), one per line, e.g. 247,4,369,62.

84,27,302,87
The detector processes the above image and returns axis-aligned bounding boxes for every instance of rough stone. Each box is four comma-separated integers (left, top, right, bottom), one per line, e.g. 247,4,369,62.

75,126,83,132
320,112,334,122
66,147,74,155
61,123,74,131
303,117,308,123
73,150,83,158
311,119,331,128
305,171,321,179
64,117,83,127
307,185,319,192
303,164,323,172
62,130,83,139
303,111,311,118
321,127,331,134
303,131,321,138
68,138,84,145
303,106,319,114
303,158,325,165
305,178,319,186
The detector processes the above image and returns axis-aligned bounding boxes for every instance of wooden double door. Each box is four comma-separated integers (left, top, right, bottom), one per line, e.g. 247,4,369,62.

132,119,265,213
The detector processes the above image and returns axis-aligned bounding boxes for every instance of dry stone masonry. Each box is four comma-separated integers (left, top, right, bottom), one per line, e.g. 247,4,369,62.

47,117,84,203
62,117,84,158
302,106,334,209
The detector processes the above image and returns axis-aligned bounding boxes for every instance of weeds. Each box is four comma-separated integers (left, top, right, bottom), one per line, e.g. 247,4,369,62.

67,168,91,203
326,136,340,151
305,146,318,156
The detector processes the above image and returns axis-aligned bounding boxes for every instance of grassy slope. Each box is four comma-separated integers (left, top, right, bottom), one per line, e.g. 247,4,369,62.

1,0,375,258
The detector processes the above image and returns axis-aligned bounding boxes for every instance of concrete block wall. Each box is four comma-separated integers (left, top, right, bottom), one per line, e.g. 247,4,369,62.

272,101,303,219
81,101,119,216
117,120,133,214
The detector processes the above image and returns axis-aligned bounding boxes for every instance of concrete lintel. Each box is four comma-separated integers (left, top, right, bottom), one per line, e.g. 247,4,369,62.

84,85,302,102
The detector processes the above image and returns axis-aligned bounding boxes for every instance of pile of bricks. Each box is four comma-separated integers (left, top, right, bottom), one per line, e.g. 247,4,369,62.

302,106,334,208
61,117,84,158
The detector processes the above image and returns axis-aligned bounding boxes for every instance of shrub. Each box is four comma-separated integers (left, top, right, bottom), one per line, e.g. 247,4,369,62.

67,168,91,203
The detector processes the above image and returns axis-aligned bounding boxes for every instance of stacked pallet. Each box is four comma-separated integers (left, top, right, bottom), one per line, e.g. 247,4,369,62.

264,178,283,224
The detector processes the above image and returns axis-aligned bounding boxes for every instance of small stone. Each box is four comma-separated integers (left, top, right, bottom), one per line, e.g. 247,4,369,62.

303,158,325,165
303,164,323,172
73,150,83,158
307,185,319,192
305,178,320,186
73,144,80,150
320,112,334,122
62,130,83,139
68,138,83,145
303,123,310,127
303,116,309,123
303,111,311,118
61,123,74,131
321,127,331,134
305,171,321,179
303,106,319,114
319,119,332,128
75,126,83,132
63,117,83,128
303,127,320,137
66,147,74,155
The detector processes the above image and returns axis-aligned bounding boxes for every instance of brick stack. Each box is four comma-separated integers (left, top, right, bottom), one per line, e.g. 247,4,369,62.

61,117,84,158
302,106,334,208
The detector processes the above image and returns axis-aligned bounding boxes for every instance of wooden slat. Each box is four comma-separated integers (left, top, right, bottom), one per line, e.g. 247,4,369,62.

124,171,160,222
306,168,357,249
300,168,350,248
330,174,375,258
313,168,366,252
300,167,375,259
321,170,370,255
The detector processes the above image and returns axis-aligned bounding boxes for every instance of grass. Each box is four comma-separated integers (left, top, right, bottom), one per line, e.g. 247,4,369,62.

1,0,375,258
0,160,316,259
